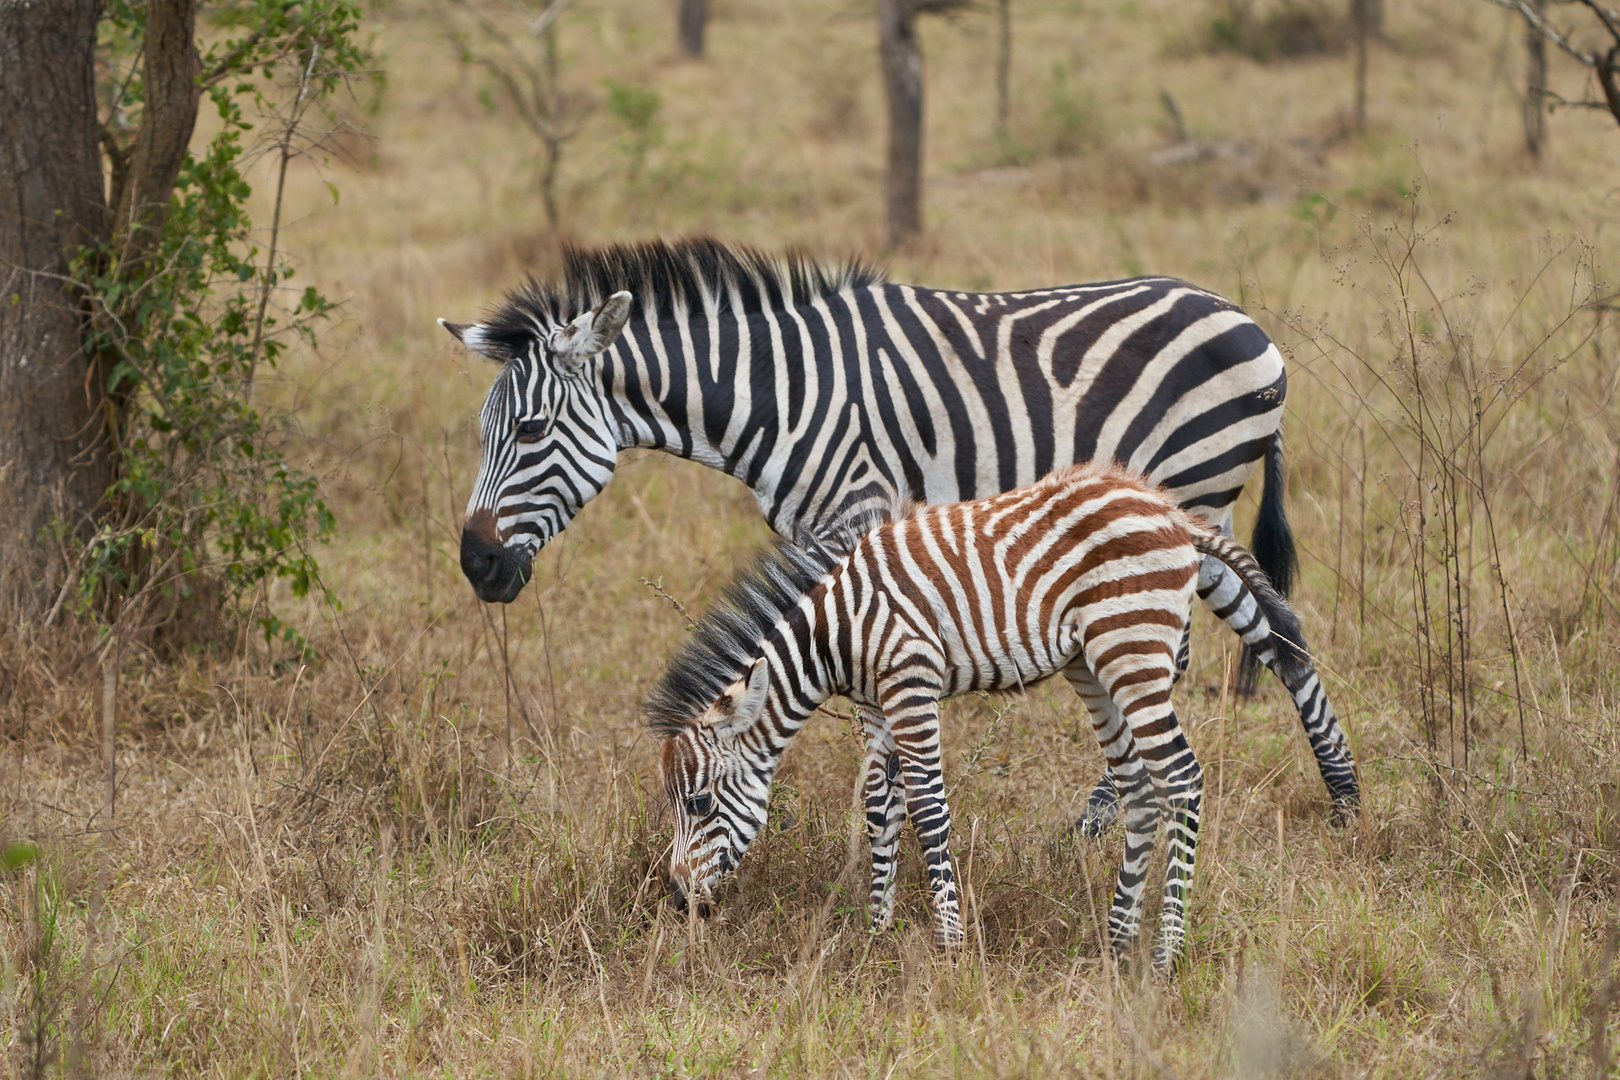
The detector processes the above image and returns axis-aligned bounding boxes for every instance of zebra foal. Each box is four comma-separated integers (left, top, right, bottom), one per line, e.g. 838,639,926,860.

649,461,1317,972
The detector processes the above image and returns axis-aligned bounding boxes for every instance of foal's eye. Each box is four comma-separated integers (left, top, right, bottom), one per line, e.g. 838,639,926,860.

514,417,549,442
685,793,714,817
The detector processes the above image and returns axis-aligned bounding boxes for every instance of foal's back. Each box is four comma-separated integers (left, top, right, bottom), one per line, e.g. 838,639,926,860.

839,462,1203,696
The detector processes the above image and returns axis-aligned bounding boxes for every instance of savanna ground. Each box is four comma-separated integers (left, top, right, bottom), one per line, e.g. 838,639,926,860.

6,0,1620,1075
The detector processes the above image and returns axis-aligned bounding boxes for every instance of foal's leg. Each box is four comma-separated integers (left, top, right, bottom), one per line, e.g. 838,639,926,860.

878,651,961,948
1063,658,1158,959
1077,519,1229,836
1083,649,1204,974
859,712,907,931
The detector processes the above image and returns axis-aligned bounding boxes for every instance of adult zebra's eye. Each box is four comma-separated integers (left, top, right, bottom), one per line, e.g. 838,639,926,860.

685,792,714,818
514,417,549,442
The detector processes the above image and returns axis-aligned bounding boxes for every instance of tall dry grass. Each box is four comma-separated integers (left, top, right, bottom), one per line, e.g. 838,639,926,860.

5,0,1620,1076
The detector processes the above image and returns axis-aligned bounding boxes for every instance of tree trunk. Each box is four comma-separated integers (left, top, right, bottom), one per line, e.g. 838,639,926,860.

878,0,922,247
0,0,112,617
1351,0,1370,132
678,0,706,58
1523,0,1547,157
995,0,1011,141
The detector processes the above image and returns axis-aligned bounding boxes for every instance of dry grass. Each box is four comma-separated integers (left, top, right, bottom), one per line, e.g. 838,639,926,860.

5,0,1620,1075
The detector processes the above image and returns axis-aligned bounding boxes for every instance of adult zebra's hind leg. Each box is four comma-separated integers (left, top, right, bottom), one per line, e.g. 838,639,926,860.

1076,770,1121,838
859,712,907,932
1197,552,1360,822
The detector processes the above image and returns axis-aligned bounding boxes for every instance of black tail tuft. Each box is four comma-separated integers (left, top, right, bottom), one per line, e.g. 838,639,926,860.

1241,432,1297,695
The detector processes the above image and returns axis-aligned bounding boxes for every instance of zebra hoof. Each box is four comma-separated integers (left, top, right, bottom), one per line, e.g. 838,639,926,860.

1151,946,1185,978
1075,804,1120,838
1329,798,1361,829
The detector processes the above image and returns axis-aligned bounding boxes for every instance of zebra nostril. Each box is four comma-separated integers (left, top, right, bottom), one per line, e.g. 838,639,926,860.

460,526,508,586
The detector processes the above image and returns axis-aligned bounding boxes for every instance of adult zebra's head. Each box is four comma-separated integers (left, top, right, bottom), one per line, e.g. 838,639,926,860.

656,659,775,914
442,291,633,604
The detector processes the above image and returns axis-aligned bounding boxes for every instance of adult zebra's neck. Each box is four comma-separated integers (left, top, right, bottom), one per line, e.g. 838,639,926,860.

595,295,895,537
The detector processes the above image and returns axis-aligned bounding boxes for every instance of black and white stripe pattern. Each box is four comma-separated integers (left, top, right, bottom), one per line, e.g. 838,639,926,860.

446,238,1357,823
650,462,1325,972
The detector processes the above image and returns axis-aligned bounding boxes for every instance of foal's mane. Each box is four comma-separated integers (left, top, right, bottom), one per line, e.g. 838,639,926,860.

481,237,886,355
644,513,888,737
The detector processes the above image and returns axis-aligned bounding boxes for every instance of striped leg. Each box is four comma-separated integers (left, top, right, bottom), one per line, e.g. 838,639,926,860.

1078,522,1226,838
1064,659,1157,957
1148,727,1203,973
1071,643,1205,971
1076,769,1121,838
879,653,962,947
860,713,907,932
1196,556,1360,820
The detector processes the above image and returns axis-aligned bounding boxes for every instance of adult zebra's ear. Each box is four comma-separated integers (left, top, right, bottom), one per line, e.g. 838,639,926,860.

552,291,634,375
438,319,508,364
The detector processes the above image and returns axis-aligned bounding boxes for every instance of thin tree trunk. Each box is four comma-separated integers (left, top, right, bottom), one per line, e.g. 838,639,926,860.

1524,0,1548,157
0,0,112,617
995,0,1011,141
878,0,923,247
1351,0,1370,131
540,137,561,227
678,0,706,58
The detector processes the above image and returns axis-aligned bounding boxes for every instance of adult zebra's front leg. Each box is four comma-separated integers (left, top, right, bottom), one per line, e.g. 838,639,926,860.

878,651,962,948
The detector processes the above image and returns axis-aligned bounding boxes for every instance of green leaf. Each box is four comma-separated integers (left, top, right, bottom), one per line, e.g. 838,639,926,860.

324,180,340,205
1,841,40,873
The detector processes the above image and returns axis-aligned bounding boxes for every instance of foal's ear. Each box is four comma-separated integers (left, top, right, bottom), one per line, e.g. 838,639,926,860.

438,319,510,363
551,291,633,375
703,658,770,738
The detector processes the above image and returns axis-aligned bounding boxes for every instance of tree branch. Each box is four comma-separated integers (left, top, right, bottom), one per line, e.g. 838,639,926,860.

111,0,200,269
200,29,266,86
1483,0,1620,127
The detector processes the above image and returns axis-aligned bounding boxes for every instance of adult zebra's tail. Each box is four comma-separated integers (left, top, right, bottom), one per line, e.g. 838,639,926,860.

1191,522,1360,820
1242,431,1297,694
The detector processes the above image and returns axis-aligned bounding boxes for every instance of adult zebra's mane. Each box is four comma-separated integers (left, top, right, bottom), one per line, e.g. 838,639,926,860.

481,237,886,356
644,514,888,737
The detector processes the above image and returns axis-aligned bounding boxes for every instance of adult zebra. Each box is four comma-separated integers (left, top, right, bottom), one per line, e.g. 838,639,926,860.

442,237,1358,828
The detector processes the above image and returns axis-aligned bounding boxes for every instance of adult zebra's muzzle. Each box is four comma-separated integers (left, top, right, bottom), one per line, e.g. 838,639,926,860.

460,510,533,604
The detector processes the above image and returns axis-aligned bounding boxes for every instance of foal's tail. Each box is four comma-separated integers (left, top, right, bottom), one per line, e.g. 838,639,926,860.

1189,526,1311,687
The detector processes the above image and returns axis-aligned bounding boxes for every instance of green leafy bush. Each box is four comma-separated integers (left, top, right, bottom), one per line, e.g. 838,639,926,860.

70,0,373,652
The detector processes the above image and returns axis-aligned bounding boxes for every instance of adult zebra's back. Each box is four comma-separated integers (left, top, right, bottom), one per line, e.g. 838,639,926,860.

442,238,1356,823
